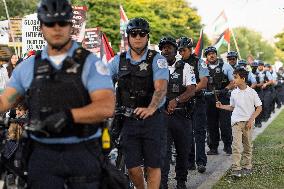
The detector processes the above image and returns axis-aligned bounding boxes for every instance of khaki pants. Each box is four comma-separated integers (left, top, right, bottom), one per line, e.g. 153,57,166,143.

232,121,253,171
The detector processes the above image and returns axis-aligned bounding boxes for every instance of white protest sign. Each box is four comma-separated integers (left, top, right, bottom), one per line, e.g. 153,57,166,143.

0,20,9,45
22,13,46,55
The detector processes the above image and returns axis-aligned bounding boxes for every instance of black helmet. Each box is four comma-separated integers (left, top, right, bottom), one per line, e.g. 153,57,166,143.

264,63,271,67
37,0,73,23
177,37,194,50
204,46,217,57
158,37,177,50
126,18,150,34
257,60,264,66
227,51,238,58
251,61,258,67
238,59,247,66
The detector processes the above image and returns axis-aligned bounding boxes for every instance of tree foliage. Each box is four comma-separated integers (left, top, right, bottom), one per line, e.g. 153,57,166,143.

80,0,203,52
0,0,38,20
218,27,275,63
1,0,204,53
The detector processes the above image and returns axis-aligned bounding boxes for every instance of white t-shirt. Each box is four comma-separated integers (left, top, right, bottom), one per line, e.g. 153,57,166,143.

49,53,68,66
168,61,196,86
230,86,262,125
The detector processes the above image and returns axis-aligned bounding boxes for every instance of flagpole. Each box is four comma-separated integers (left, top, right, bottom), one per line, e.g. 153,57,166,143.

2,0,18,57
230,28,242,59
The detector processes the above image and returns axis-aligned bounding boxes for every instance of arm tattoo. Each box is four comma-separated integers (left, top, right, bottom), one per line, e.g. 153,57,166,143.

148,89,167,109
8,93,19,104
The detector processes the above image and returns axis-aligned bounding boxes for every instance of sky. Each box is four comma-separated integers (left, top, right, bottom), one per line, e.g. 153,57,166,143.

187,0,284,41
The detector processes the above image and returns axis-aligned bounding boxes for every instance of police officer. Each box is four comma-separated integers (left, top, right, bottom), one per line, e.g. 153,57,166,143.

253,60,273,127
0,0,115,188
265,63,280,111
158,37,196,189
177,37,209,173
204,46,234,155
276,67,284,104
108,18,169,189
226,51,238,69
237,59,257,89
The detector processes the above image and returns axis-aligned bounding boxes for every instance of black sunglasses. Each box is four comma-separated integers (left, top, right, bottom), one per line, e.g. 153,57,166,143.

129,31,148,38
43,21,71,28
228,58,236,61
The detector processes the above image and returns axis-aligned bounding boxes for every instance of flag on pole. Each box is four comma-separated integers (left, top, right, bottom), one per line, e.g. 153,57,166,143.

120,5,129,52
213,28,230,50
211,10,230,50
101,32,115,63
194,29,203,58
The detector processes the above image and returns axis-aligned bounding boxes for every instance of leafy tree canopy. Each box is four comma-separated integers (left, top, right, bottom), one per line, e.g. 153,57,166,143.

218,27,275,63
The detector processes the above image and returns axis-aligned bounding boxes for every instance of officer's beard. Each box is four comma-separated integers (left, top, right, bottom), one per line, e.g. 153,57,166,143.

50,38,71,52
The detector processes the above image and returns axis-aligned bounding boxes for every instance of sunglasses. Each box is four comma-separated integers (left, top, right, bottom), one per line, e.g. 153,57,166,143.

43,21,71,28
228,58,236,61
129,31,148,38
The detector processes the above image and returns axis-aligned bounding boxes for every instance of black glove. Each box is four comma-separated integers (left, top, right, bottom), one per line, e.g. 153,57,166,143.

42,110,74,134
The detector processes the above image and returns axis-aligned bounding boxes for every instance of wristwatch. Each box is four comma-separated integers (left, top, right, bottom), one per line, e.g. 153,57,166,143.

175,97,180,103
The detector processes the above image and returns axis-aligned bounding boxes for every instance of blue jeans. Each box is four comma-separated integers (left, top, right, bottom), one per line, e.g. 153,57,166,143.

28,140,102,189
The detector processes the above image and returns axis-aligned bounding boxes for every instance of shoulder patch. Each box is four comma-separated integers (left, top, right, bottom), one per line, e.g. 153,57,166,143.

95,61,110,76
201,61,208,68
157,59,168,69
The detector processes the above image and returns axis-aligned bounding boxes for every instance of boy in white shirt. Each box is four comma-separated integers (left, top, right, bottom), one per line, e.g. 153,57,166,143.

216,67,262,177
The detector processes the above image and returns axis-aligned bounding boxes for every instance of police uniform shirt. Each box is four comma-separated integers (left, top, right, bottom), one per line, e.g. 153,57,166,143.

8,41,114,144
108,48,169,108
271,71,278,81
255,69,273,82
208,62,234,81
248,71,257,84
168,60,197,86
197,59,210,78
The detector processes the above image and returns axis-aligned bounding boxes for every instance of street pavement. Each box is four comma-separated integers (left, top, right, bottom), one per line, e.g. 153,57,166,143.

0,107,282,189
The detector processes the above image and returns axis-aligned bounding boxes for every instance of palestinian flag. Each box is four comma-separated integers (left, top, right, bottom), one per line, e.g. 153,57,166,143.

213,28,230,50
120,5,129,52
101,33,115,63
194,29,203,58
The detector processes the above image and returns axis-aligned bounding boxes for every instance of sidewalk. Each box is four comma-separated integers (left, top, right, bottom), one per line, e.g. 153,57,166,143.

168,106,283,189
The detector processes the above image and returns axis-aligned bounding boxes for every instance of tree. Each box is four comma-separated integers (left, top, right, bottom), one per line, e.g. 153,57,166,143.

217,27,275,63
0,0,38,20
83,0,203,52
2,0,204,53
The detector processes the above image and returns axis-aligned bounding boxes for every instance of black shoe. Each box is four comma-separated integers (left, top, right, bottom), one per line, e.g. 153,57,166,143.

176,180,187,189
255,123,262,128
188,164,196,170
277,105,281,109
223,147,232,155
207,149,218,155
197,165,206,173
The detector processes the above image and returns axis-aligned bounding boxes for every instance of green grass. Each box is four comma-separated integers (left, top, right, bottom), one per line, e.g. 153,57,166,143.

213,111,284,189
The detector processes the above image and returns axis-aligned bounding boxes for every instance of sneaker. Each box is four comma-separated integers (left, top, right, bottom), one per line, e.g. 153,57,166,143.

197,165,206,173
176,180,187,189
242,168,252,176
207,149,218,155
231,170,242,178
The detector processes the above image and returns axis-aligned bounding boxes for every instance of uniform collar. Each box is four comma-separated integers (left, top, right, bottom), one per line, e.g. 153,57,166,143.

126,48,149,63
41,40,79,60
